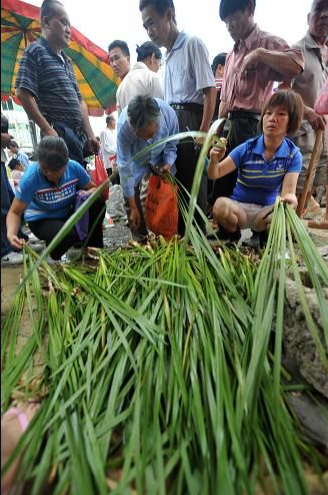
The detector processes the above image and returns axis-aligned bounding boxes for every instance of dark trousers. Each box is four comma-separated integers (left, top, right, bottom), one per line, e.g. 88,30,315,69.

52,121,86,166
173,108,207,235
29,198,105,259
1,162,27,257
212,115,260,200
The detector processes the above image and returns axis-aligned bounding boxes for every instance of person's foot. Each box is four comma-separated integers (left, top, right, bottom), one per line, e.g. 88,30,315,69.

308,214,328,230
1,252,25,266
217,227,241,242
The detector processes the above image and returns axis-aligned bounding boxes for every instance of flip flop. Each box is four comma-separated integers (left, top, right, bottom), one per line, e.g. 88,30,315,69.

308,217,328,230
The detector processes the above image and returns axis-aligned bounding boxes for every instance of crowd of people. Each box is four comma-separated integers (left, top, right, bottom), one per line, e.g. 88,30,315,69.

1,0,327,267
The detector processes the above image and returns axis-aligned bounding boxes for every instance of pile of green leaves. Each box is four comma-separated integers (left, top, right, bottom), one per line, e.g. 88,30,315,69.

1,122,328,494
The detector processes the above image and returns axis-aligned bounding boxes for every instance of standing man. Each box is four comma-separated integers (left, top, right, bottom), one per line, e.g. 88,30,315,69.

117,42,164,115
117,96,178,241
291,0,328,227
15,0,99,166
108,40,131,115
100,115,117,177
217,0,304,199
139,0,216,235
212,52,227,119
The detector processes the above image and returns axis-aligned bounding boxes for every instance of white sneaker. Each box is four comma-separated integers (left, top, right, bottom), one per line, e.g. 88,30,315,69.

29,243,44,253
1,251,25,266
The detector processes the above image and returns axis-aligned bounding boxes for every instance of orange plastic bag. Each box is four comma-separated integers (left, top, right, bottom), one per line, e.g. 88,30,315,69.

89,155,109,200
145,175,178,240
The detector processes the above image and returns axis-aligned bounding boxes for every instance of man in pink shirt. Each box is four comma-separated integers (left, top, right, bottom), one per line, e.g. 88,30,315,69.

216,0,304,206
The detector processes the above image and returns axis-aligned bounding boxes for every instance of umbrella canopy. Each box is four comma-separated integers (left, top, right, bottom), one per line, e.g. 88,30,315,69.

1,0,120,115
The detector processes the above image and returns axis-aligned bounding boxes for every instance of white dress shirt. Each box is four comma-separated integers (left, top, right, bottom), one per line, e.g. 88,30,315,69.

116,62,164,115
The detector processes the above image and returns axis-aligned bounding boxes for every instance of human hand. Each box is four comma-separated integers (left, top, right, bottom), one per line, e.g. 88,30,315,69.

42,126,58,137
210,146,226,165
241,48,263,77
7,235,25,250
281,194,298,210
130,206,141,228
1,132,14,148
306,108,326,132
87,137,100,154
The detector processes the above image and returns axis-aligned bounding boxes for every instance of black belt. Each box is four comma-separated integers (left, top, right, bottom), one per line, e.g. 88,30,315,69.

228,111,261,121
170,103,203,113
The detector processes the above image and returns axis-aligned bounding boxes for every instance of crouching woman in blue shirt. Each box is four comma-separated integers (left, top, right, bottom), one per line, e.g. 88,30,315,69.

6,137,105,260
208,90,304,235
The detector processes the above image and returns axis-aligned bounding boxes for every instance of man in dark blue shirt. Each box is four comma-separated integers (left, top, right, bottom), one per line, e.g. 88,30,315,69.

15,0,99,165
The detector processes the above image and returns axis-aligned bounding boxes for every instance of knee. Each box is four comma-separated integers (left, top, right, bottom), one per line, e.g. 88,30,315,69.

213,198,230,221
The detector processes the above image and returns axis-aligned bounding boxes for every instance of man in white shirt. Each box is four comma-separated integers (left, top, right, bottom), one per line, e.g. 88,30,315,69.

100,115,117,177
117,41,164,115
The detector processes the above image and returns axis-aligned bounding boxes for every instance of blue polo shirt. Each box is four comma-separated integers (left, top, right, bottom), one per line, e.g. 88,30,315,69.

230,136,302,206
16,160,90,222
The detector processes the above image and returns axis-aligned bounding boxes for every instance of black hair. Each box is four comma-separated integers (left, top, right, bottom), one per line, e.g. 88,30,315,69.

219,0,256,21
260,90,304,135
40,0,63,27
36,137,69,171
106,115,116,125
9,141,19,149
136,41,162,62
108,40,130,57
211,53,227,74
139,0,176,23
8,158,21,171
127,95,160,130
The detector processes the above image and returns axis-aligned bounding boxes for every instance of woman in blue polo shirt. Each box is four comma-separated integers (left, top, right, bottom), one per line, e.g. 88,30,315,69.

6,137,105,260
208,90,304,236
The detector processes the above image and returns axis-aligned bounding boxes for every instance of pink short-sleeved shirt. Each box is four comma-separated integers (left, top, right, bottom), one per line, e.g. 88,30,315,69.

221,24,304,113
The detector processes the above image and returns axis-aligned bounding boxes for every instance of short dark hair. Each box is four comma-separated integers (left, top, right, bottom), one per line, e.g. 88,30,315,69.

212,53,227,74
219,0,256,21
40,0,63,27
127,95,160,130
139,0,176,23
8,158,21,171
36,137,69,171
260,90,304,135
106,115,115,125
9,141,19,149
136,41,162,62
108,40,130,57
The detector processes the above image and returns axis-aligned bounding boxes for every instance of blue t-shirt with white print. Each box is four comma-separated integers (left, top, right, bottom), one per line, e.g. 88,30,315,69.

16,160,90,222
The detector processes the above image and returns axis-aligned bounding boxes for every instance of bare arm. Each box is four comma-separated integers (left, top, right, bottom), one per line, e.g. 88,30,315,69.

281,173,299,209
219,101,228,119
207,147,235,180
242,48,303,78
6,198,28,250
199,87,216,132
303,106,326,132
81,101,99,154
15,88,57,136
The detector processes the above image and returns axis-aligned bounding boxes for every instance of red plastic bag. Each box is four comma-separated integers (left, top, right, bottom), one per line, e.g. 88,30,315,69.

89,155,109,200
145,175,178,240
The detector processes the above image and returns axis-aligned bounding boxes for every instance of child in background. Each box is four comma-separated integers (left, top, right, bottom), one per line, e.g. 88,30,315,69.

8,158,24,188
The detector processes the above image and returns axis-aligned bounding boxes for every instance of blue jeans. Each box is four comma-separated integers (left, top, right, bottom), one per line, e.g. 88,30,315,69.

1,162,27,257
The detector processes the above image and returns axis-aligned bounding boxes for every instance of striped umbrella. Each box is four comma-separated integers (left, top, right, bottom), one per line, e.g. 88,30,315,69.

1,0,120,115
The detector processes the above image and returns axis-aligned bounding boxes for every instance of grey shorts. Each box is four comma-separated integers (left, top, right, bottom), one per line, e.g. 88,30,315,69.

231,201,274,230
